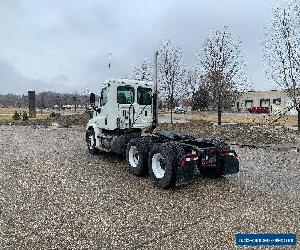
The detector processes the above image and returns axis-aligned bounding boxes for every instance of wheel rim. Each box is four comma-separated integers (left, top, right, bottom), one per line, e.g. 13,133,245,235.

152,153,165,179
129,146,139,168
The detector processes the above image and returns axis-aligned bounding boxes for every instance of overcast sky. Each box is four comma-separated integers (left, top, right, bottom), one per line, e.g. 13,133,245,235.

0,0,278,94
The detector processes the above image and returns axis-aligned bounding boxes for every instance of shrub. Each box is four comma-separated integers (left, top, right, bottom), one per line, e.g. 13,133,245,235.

12,111,21,120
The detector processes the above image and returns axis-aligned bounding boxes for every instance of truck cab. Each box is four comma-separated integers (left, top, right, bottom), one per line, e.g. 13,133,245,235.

87,79,154,131
86,79,155,155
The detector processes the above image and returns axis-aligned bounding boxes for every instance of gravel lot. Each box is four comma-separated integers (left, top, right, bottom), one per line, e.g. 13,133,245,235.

0,125,299,249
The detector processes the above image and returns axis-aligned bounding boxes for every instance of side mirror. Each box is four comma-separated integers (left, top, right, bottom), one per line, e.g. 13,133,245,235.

90,93,96,107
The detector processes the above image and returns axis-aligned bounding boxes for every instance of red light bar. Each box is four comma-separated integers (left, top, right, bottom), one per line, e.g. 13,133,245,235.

223,152,235,157
185,154,198,162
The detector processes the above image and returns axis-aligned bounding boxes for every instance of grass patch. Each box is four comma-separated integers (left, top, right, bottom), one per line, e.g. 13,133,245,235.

185,111,298,127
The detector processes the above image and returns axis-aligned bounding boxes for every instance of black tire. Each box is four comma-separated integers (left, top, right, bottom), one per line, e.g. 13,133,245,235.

126,137,154,176
86,128,99,155
148,142,185,189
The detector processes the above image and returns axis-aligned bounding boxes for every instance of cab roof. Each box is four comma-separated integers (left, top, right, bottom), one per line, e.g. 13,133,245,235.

103,79,153,88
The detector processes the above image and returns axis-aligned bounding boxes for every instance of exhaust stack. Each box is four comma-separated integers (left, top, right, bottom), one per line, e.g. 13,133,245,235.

152,51,158,129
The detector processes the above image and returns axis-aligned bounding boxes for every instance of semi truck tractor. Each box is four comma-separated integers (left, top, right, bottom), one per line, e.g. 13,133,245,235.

85,52,239,189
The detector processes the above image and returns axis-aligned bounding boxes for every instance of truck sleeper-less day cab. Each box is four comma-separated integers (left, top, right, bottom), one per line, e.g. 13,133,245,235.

86,79,239,189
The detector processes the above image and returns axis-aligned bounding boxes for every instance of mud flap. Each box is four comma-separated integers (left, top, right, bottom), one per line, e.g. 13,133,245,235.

222,152,239,175
175,158,196,186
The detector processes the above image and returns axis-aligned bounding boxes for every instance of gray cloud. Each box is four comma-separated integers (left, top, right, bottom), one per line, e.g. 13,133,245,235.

0,0,277,94
51,74,70,84
0,59,73,94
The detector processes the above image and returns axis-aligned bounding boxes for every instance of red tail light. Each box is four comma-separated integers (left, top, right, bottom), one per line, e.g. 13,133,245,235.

223,152,236,158
201,158,206,166
223,152,229,157
185,154,198,162
179,154,198,169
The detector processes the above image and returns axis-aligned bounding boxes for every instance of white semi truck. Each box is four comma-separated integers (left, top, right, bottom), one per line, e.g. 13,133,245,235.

85,53,239,189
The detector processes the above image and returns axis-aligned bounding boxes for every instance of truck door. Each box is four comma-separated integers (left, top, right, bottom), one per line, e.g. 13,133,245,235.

134,87,153,126
117,85,135,128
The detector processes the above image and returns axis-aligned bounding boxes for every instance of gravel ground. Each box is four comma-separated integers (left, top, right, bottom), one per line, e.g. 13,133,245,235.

0,125,299,249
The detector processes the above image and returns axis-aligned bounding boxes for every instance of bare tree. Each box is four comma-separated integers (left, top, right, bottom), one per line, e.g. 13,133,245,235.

191,75,211,111
263,0,300,131
37,92,46,115
130,59,153,81
179,67,200,106
198,26,249,125
158,40,185,123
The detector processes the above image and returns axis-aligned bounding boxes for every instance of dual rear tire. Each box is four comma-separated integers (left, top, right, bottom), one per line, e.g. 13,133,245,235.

126,138,184,189
148,143,184,189
126,137,154,176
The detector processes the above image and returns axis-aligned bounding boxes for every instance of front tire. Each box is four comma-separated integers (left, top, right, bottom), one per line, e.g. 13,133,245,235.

126,137,154,176
86,128,99,155
148,143,184,189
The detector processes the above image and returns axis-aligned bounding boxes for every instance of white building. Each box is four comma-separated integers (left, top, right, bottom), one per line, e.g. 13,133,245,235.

234,90,298,115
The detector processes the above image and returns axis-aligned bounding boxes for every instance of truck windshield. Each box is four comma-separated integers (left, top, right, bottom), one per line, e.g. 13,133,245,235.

117,86,134,104
137,87,152,105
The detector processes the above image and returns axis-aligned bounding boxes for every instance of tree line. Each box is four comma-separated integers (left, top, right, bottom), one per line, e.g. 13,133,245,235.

0,92,90,110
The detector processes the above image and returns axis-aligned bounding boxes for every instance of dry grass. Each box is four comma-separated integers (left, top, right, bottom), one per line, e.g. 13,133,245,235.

174,111,298,127
0,108,49,121
187,112,297,126
0,107,86,122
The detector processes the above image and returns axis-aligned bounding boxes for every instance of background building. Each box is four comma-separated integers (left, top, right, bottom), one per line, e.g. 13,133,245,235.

234,90,297,115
